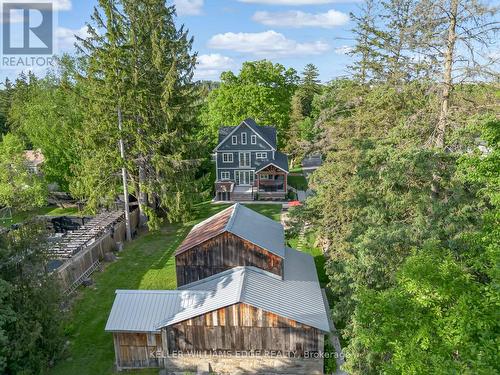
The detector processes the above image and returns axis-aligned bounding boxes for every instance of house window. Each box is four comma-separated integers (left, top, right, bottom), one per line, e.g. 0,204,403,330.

256,152,267,160
251,135,257,144
260,173,270,180
239,152,250,167
221,171,231,180
222,153,233,163
232,135,237,145
241,132,247,145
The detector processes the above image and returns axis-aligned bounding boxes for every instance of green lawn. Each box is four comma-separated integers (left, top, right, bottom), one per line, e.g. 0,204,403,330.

244,203,282,221
0,206,82,227
50,202,282,375
289,165,303,173
288,175,308,191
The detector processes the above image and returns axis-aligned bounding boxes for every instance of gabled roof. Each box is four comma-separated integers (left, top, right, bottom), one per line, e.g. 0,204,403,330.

105,248,330,333
215,118,277,151
255,151,289,173
242,118,277,148
175,203,285,258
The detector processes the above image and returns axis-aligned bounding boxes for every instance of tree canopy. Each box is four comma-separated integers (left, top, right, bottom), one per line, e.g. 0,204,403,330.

0,133,47,210
201,60,299,148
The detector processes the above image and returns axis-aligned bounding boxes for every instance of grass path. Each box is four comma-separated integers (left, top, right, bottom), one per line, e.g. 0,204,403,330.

50,202,281,375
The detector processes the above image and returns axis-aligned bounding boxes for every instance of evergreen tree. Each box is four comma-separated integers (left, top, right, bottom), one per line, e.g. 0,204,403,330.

286,64,322,161
349,0,385,83
0,79,13,135
72,0,200,227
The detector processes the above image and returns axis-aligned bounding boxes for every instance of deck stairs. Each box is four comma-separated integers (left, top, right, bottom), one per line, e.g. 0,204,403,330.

232,186,254,201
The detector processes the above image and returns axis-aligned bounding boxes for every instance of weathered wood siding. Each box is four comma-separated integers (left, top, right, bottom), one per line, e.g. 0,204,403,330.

165,303,322,356
175,232,283,286
113,332,163,370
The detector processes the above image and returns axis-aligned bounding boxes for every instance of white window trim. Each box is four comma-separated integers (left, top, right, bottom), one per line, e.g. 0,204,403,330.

241,132,247,145
222,153,233,163
239,152,251,167
221,171,231,180
251,135,257,145
232,135,237,145
256,152,267,160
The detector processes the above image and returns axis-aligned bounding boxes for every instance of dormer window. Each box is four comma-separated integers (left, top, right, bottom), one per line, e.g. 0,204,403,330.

232,135,237,145
241,132,247,145
251,135,257,144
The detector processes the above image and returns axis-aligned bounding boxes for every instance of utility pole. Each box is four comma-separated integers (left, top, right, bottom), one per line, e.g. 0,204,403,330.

118,105,132,241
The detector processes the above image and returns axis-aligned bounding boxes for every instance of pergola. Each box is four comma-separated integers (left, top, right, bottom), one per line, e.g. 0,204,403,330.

255,164,287,193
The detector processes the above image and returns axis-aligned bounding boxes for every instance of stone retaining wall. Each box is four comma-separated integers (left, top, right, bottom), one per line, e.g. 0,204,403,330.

144,354,323,374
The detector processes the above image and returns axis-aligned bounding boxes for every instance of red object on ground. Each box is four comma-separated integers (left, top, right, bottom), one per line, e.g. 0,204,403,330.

288,201,302,207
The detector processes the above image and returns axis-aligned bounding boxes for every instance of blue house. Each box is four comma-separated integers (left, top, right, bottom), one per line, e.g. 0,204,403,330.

214,118,289,201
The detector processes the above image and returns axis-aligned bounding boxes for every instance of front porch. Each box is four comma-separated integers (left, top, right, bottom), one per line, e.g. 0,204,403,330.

255,165,287,201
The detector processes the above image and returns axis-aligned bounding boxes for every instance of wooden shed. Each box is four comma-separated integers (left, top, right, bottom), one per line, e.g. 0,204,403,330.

106,204,331,374
175,203,286,286
106,252,330,372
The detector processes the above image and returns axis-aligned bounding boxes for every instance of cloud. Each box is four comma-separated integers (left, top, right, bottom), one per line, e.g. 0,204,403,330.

208,30,329,57
238,0,354,5
51,0,72,11
335,45,353,55
174,0,204,16
195,53,234,79
0,0,72,24
253,9,349,28
55,26,88,52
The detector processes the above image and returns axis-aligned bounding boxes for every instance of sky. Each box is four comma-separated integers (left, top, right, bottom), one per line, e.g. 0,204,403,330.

0,0,364,83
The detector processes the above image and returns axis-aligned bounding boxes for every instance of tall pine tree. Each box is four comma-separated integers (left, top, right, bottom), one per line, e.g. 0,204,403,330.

72,0,200,227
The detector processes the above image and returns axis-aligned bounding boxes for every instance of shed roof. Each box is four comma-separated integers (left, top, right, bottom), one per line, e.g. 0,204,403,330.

105,247,330,333
175,203,285,258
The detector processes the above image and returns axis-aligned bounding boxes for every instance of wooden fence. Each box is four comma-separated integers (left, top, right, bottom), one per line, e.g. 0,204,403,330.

54,209,140,293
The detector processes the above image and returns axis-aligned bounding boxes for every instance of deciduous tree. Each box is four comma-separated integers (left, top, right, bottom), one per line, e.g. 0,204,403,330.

201,60,298,148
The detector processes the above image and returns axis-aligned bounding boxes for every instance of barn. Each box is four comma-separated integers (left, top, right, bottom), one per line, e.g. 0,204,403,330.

175,204,285,286
105,204,331,374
